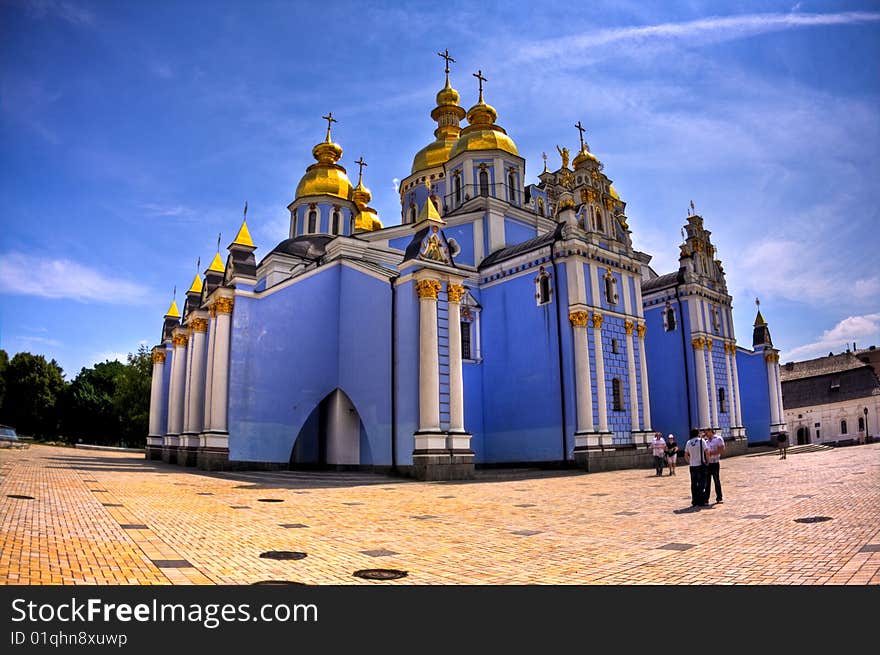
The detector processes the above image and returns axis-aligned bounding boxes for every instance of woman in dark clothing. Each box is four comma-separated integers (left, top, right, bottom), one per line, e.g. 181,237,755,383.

665,434,679,476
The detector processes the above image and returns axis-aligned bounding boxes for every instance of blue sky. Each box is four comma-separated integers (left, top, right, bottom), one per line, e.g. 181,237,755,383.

1,0,878,377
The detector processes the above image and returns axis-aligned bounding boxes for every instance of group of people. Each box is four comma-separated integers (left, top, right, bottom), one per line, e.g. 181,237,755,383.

650,429,726,508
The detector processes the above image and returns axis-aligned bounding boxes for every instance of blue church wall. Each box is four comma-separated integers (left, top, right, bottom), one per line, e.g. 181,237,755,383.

442,223,475,267
227,264,392,465
643,301,692,440
160,345,172,434
708,346,732,435
581,263,594,306
479,271,565,462
392,279,419,466
463,359,486,461
555,263,580,460
504,218,536,246
389,235,412,251
600,316,636,444
437,290,451,429
628,277,638,315
737,349,772,443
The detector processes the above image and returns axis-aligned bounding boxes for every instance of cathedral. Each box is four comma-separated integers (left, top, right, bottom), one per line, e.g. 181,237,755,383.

146,55,786,479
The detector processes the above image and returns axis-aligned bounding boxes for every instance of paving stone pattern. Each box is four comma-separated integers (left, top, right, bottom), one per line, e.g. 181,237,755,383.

1,444,879,585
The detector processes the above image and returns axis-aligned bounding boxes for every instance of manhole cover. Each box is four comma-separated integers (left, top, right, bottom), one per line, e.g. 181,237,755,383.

6,494,34,500
258,498,284,503
353,569,408,580
251,581,307,585
259,551,307,560
794,516,833,523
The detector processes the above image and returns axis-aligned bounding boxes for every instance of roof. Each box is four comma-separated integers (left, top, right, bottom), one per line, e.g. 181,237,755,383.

641,270,683,293
267,235,333,261
781,364,880,409
478,225,561,269
780,352,869,382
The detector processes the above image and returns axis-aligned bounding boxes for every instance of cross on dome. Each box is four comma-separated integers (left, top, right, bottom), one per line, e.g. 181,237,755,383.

473,69,487,102
322,111,337,141
438,48,455,83
575,120,587,151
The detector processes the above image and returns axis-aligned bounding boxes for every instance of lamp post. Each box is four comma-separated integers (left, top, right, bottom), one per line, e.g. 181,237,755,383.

865,407,871,444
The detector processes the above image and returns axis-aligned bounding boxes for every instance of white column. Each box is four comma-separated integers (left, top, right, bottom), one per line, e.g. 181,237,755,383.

570,312,594,433
723,342,735,425
707,339,718,428
416,279,442,447
166,331,188,442
209,296,234,434
730,346,743,428
182,326,195,434
625,321,639,433
637,324,652,430
774,358,785,428
202,311,217,438
693,337,710,429
766,353,781,427
592,312,609,433
148,349,167,437
446,284,467,438
185,316,208,443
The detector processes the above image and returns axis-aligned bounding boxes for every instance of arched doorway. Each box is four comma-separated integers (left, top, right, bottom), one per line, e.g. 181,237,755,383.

796,426,810,445
289,389,369,469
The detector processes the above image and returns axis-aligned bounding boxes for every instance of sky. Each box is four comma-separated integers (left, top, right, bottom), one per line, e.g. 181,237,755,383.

1,0,878,378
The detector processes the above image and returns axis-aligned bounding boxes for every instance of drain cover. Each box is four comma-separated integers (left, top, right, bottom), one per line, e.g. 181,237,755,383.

353,569,408,580
258,498,284,503
259,551,307,560
794,516,833,523
251,581,307,585
6,494,34,500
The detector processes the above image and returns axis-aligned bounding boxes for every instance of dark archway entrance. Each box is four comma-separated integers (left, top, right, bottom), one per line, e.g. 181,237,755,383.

289,389,368,469
796,426,810,445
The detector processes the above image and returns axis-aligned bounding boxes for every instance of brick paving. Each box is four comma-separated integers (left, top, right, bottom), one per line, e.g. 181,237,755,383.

1,443,878,585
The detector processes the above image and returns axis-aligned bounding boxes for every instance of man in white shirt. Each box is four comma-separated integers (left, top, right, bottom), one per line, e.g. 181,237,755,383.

705,430,726,504
651,432,667,477
683,428,709,507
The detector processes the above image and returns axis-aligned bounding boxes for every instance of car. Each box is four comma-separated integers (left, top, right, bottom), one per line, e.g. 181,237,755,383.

0,424,21,447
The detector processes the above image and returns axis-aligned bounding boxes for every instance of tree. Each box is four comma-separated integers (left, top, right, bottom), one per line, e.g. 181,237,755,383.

0,352,65,437
0,349,8,413
113,345,152,447
60,360,125,444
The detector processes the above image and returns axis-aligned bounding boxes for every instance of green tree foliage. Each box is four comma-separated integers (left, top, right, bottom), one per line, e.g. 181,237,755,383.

113,345,152,447
60,360,126,444
0,352,66,437
0,349,8,409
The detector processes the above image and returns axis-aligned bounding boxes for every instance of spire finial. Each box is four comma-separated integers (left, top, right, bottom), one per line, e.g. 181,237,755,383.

355,156,367,185
322,111,337,142
243,201,248,219
173,284,176,301
196,256,200,272
575,120,586,152
473,69,487,103
438,48,455,86
216,232,221,253
542,151,548,172
755,297,760,309
690,199,696,215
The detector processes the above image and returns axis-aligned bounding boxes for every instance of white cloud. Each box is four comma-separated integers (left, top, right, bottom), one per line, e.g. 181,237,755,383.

784,313,880,361
518,11,880,62
0,253,153,304
140,203,194,218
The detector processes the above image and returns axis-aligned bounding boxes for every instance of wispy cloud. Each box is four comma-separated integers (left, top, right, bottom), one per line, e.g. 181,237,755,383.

518,12,880,62
11,335,63,348
0,253,153,304
139,203,195,218
784,313,880,361
22,0,95,26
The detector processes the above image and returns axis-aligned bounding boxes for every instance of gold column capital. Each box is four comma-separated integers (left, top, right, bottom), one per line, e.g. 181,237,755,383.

446,284,465,303
213,297,235,314
692,336,705,350
209,304,217,318
172,333,189,348
569,311,589,328
636,323,647,339
591,312,604,330
152,350,167,364
764,352,779,363
706,338,713,351
190,318,209,333
624,320,634,336
415,279,442,300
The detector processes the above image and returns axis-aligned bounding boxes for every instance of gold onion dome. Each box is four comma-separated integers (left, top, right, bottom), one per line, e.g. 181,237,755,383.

449,94,518,159
411,78,467,174
352,166,383,232
295,120,352,200
609,184,620,200
572,145,598,168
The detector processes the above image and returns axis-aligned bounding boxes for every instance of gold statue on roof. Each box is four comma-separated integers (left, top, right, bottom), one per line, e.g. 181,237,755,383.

556,145,570,169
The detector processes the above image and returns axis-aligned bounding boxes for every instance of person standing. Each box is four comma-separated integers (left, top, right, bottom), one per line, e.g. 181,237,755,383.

665,434,679,476
705,429,725,503
777,432,788,459
684,428,709,507
651,432,667,477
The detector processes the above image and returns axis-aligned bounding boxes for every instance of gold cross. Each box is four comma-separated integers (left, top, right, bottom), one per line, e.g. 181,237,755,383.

322,111,337,140
473,69,487,102
354,156,367,183
438,49,455,76
575,120,586,150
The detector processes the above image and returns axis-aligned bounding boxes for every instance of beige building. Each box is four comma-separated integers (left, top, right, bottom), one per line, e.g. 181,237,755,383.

781,351,880,445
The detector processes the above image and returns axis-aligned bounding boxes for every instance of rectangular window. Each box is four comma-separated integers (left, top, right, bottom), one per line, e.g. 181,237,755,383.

461,322,472,360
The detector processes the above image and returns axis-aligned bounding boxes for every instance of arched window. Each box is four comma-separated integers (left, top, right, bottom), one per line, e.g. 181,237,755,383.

595,207,604,232
719,388,727,413
611,338,619,354
331,210,340,235
507,172,516,203
535,267,552,305
454,174,462,205
307,209,317,233
840,420,848,435
461,320,472,360
858,416,865,432
612,378,623,411
604,271,618,305
479,170,489,197
537,197,545,216
409,206,416,223
664,302,676,332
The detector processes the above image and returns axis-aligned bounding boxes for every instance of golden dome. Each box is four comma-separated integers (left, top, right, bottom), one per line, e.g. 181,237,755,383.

572,146,598,168
449,99,518,159
412,140,455,174
294,125,352,201
351,179,372,208
354,207,382,232
436,81,460,107
411,78,466,174
609,184,620,200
